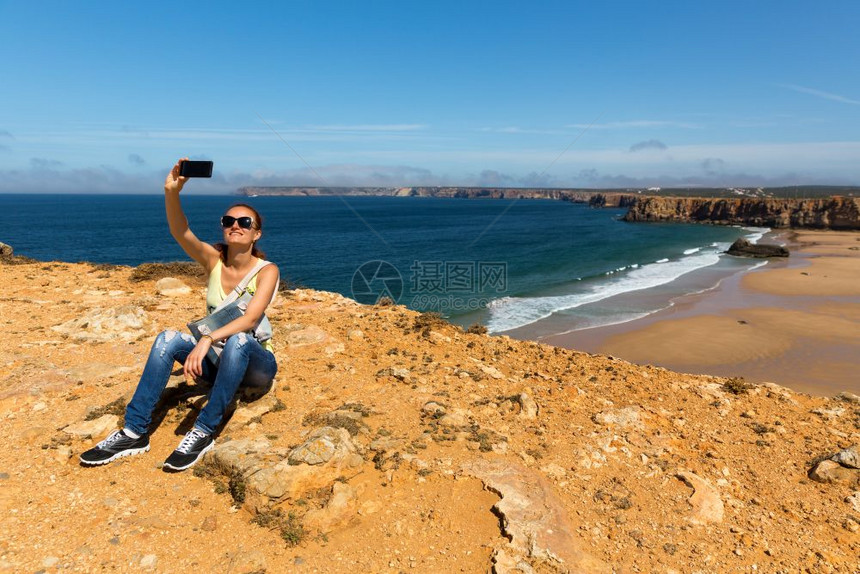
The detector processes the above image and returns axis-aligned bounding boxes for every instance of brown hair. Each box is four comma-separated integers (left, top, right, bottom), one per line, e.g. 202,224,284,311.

215,203,266,261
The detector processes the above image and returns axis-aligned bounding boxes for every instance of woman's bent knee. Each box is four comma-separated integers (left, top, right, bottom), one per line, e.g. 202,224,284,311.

226,332,252,350
218,333,255,364
154,329,197,358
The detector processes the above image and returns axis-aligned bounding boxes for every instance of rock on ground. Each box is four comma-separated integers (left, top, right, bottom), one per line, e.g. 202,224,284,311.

63,415,119,439
52,305,147,342
676,471,725,525
462,459,610,573
155,277,191,297
809,459,860,486
302,482,358,532
205,427,363,512
832,445,860,469
288,427,358,466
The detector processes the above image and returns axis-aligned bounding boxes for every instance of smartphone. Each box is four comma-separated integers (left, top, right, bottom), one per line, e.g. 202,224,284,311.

179,160,214,178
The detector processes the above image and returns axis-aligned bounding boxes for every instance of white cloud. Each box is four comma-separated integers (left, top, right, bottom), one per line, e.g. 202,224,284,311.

573,168,857,188
304,124,428,132
11,125,437,149
346,140,860,169
2,154,857,194
238,163,444,187
474,126,566,135
566,120,701,130
779,83,860,105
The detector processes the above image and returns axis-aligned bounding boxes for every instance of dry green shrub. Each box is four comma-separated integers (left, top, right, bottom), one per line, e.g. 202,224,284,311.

129,261,205,283
278,277,306,292
86,262,124,272
193,458,247,504
85,397,127,421
338,402,372,417
0,253,38,265
413,311,449,333
302,412,364,436
271,398,287,412
466,323,488,335
723,377,752,395
252,508,306,546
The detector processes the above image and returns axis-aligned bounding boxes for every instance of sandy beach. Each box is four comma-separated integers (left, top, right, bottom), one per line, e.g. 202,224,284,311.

539,229,860,397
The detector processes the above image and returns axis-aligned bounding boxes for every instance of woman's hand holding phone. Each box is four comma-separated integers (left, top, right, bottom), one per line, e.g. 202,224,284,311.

165,157,189,194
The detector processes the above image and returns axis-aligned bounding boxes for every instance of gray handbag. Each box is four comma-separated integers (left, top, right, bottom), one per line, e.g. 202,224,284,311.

187,260,276,366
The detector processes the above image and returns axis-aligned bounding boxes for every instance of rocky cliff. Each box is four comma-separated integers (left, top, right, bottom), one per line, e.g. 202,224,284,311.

240,186,645,206
238,186,860,230
587,193,640,208
0,259,858,572
240,186,603,202
623,196,860,230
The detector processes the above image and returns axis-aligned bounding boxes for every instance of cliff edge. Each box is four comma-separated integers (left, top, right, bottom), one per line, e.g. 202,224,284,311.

623,196,860,230
0,259,858,572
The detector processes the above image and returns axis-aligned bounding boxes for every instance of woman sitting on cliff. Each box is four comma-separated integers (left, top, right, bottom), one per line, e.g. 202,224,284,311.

81,158,280,471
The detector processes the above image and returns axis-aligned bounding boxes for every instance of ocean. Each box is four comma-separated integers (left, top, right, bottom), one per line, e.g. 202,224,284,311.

3,194,762,335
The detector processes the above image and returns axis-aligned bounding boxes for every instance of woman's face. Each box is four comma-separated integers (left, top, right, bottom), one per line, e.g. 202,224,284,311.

221,206,262,248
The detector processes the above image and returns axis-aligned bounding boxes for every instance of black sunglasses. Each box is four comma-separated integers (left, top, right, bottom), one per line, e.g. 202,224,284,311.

221,215,256,229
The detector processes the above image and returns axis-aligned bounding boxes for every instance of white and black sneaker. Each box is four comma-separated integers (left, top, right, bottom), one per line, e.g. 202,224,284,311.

163,428,214,471
80,430,150,466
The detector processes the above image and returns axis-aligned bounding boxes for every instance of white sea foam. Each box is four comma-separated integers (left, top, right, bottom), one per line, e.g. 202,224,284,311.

487,249,722,333
605,265,629,275
742,227,769,244
546,309,659,338
683,247,701,255
656,258,669,263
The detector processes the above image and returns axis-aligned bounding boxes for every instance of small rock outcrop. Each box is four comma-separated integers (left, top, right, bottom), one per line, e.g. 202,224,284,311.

204,426,363,513
288,427,359,466
809,460,860,485
832,445,860,469
62,415,119,438
461,459,610,573
726,238,790,258
809,445,860,486
0,242,35,264
676,471,725,524
155,277,191,297
51,305,148,342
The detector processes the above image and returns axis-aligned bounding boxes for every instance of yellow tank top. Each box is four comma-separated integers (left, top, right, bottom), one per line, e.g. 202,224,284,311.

206,259,274,353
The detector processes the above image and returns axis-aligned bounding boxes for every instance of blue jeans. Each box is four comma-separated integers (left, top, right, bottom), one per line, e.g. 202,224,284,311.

124,329,278,436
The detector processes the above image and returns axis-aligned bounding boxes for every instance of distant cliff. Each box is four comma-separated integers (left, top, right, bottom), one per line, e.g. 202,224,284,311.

237,186,860,230
238,186,637,205
587,193,639,208
623,196,860,230
239,186,601,201
239,185,860,200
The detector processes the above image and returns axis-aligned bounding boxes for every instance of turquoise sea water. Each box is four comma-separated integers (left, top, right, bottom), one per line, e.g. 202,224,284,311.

3,194,761,334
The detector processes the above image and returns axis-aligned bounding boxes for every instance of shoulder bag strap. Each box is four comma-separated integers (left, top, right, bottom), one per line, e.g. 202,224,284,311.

213,260,272,312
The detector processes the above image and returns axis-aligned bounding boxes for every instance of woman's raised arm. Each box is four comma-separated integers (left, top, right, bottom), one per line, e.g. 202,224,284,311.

164,158,220,271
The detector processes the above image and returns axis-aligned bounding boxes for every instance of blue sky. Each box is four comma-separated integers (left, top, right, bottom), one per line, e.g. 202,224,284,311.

1,1,859,193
